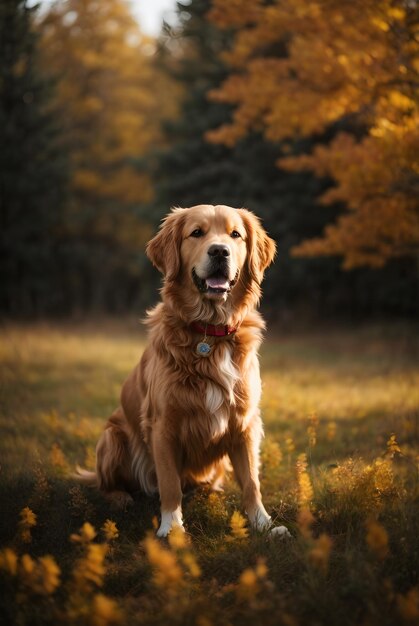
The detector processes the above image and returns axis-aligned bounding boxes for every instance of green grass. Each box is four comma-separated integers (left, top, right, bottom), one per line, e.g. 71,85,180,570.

0,320,418,626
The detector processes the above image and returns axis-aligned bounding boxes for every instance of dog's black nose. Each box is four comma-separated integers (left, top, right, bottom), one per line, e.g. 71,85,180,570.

208,244,230,258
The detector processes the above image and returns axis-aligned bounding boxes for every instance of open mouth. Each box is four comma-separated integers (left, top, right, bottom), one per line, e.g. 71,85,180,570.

192,268,239,295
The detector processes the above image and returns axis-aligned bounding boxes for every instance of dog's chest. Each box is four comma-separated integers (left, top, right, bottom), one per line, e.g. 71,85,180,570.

206,343,239,436
182,343,240,443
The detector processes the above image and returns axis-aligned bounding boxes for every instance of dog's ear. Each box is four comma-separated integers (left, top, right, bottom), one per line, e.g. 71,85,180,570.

237,208,276,284
146,208,186,282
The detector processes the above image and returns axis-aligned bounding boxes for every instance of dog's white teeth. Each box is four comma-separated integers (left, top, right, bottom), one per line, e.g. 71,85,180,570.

206,277,230,289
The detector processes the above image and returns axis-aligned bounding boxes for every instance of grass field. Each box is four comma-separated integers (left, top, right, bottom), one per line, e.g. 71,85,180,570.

0,320,418,626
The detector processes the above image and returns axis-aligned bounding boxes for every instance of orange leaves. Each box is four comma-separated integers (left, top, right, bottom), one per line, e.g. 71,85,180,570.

207,0,264,30
283,122,419,267
39,0,178,211
208,0,419,268
208,0,393,142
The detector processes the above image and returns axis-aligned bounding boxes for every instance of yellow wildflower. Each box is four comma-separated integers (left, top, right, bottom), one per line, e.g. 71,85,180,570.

20,553,35,579
285,437,295,454
255,558,268,579
386,433,401,459
19,553,60,595
0,548,18,576
296,454,314,508
307,413,319,447
50,443,67,468
73,544,108,589
397,586,419,622
168,524,187,550
143,535,183,589
38,556,61,594
102,520,119,542
297,507,315,539
181,552,201,578
374,458,394,495
229,511,248,540
236,559,268,601
71,522,97,544
166,526,200,578
20,507,37,527
387,7,406,21
262,440,283,470
366,518,389,560
298,472,314,507
237,567,258,601
19,507,37,543
91,593,122,626
308,534,333,574
327,421,337,442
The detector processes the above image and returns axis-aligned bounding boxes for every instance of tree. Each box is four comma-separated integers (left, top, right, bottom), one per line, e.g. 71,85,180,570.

0,0,68,315
148,0,417,319
207,0,419,269
39,0,178,310
149,1,333,316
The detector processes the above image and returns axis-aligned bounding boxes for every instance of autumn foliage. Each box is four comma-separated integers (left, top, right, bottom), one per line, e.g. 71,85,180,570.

207,0,419,268
1,0,417,316
41,0,170,204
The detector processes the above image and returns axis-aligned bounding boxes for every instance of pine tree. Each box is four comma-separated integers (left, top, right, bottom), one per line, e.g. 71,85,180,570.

0,0,68,315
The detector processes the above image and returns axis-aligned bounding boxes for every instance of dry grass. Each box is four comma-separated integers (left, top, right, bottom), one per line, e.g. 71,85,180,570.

0,320,418,626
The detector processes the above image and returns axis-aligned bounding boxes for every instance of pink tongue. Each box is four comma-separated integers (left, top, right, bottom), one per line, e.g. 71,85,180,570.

206,276,229,289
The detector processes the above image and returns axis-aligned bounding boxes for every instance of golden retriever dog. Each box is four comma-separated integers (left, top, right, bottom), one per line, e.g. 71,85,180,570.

78,204,289,538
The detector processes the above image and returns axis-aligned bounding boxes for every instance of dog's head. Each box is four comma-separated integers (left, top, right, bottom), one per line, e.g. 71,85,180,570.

147,204,276,307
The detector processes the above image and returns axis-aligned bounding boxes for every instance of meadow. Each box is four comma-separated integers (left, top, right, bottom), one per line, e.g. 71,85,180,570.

0,320,418,626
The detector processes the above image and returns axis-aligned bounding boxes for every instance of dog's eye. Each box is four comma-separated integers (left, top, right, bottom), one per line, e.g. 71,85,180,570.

230,230,241,239
190,228,204,238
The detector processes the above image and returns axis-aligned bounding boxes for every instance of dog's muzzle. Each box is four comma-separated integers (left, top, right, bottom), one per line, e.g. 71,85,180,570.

192,266,239,295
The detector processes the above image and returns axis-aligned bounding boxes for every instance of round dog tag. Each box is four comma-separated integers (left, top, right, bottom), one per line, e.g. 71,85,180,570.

196,341,211,357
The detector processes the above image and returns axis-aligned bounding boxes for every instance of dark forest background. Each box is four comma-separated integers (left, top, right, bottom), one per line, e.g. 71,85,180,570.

1,0,417,322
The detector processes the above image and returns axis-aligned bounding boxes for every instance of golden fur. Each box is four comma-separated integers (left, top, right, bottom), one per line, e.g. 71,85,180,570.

78,204,287,537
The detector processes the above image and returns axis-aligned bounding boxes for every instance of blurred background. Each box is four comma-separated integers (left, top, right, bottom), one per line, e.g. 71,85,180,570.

1,0,418,322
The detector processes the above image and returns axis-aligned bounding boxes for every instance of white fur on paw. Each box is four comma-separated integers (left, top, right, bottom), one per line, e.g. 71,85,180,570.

156,507,184,538
269,525,291,539
248,505,272,531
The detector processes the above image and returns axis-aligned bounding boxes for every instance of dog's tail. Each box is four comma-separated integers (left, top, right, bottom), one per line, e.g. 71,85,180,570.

74,465,98,486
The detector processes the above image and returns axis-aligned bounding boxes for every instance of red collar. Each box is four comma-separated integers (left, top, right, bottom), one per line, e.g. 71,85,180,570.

190,321,238,337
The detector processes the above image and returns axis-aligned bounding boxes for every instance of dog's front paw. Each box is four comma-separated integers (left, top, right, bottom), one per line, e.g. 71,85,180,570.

269,525,291,539
156,507,184,538
156,522,185,538
248,505,272,531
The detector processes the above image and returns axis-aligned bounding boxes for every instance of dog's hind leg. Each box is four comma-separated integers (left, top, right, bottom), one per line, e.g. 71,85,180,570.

95,408,134,509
